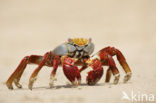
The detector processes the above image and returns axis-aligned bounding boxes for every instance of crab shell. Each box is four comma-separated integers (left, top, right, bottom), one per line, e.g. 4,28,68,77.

52,38,95,59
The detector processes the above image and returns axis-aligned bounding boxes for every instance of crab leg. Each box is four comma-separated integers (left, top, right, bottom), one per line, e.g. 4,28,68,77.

28,52,51,90
105,68,112,83
107,55,120,84
115,49,132,83
49,55,60,88
13,59,27,88
15,55,43,86
6,55,43,89
99,46,132,83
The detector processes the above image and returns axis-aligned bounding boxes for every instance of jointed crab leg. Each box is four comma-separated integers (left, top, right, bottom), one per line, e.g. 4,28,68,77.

15,55,43,86
28,52,51,90
6,57,28,89
101,47,132,82
105,68,111,83
14,58,27,88
97,46,132,83
6,55,43,89
107,54,120,84
49,55,60,88
115,49,132,83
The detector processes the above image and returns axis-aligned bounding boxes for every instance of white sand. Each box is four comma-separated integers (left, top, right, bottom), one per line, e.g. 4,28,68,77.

0,0,156,103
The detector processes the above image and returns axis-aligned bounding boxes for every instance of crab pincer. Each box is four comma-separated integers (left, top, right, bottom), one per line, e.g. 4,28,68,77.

62,56,81,86
86,59,103,85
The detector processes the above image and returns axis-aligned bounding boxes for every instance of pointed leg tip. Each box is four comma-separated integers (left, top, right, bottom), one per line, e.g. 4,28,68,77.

49,82,54,88
7,86,14,90
49,85,53,88
113,74,120,85
28,81,33,90
8,87,13,90
16,84,22,88
14,80,22,89
28,84,33,90
28,79,34,90
113,81,118,85
28,77,37,90
6,82,14,90
49,76,56,88
105,80,109,83
123,72,132,83
105,76,111,83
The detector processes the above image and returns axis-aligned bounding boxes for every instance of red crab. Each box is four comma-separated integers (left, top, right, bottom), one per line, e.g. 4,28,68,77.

6,38,132,90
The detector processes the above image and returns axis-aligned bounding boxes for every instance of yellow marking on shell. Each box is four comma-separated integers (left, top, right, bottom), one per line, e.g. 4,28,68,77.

72,38,89,46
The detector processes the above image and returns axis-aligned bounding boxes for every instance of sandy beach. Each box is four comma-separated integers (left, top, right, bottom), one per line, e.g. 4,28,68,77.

0,0,156,103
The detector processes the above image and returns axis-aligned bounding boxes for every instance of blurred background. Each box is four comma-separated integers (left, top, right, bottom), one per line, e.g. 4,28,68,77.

0,0,156,103
0,0,156,53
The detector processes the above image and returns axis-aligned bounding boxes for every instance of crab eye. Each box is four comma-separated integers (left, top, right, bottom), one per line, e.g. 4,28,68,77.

68,38,72,42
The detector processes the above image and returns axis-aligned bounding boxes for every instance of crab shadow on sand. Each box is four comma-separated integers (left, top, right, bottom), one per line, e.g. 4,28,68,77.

13,83,99,90
13,82,132,91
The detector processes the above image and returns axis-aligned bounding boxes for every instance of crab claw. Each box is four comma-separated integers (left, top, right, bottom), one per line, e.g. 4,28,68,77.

86,59,103,85
62,56,81,86
63,65,81,86
87,67,103,85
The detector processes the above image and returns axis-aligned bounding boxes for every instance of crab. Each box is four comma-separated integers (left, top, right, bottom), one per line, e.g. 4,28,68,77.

6,38,132,90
